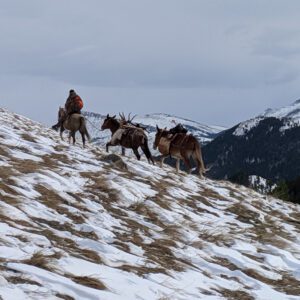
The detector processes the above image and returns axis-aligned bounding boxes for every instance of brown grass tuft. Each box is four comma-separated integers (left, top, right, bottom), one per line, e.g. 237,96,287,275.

67,275,107,290
6,276,41,286
23,251,62,272
56,293,75,300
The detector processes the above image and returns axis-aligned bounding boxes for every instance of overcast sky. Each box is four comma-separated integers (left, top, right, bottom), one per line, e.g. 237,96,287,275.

1,0,300,127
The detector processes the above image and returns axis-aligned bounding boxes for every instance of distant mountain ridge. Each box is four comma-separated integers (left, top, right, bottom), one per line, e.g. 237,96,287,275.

203,100,300,183
233,99,300,137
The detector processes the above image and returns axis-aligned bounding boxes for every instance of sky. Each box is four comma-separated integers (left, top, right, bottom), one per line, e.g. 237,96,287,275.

1,0,300,128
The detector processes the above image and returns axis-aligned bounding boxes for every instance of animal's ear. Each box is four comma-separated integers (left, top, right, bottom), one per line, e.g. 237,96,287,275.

112,115,116,119
156,125,160,131
107,114,109,118
164,127,167,130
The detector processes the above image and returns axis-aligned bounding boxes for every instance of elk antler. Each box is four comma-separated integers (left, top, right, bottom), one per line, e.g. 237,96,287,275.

128,113,137,123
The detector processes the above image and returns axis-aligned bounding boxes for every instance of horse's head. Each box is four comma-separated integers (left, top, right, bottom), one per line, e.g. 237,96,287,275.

101,114,118,131
58,106,66,121
153,125,168,150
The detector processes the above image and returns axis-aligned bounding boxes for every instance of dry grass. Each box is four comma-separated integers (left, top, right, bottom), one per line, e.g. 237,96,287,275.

32,217,99,241
82,174,119,204
6,275,41,286
0,209,35,230
198,229,234,247
35,185,86,224
216,288,255,300
201,188,229,201
23,251,62,272
11,159,41,174
21,133,36,143
67,275,107,290
56,294,75,300
143,240,185,273
119,264,166,277
31,229,103,265
210,256,239,271
227,204,261,225
243,269,300,296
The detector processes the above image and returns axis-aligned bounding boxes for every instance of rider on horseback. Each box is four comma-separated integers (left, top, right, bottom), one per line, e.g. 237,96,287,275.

52,90,84,131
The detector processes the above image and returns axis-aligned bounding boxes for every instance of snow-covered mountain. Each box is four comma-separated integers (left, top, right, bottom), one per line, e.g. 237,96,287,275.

83,111,225,147
204,100,300,182
234,99,300,136
261,99,300,121
1,108,300,299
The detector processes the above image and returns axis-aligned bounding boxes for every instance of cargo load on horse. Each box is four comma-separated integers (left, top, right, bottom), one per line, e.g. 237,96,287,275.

153,125,206,177
101,114,154,164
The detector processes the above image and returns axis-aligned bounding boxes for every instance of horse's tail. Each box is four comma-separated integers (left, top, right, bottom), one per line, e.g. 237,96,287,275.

142,135,155,165
193,138,206,175
80,117,91,142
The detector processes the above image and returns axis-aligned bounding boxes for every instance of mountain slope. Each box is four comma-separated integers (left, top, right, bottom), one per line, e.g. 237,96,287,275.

1,108,300,299
233,99,300,137
203,100,300,182
261,99,300,121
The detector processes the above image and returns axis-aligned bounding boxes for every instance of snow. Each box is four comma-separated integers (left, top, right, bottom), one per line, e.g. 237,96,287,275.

233,99,300,136
0,107,300,299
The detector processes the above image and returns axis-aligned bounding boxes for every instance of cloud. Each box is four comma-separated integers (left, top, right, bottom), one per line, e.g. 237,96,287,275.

1,0,300,127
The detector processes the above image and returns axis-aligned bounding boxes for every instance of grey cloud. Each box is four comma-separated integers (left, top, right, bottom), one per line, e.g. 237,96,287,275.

1,0,300,127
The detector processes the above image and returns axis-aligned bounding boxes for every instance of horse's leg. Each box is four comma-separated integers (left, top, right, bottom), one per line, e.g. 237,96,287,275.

81,131,86,148
121,147,125,156
182,153,192,174
176,159,180,174
132,148,141,161
60,128,65,141
192,152,202,178
106,142,111,153
160,156,166,168
72,132,76,145
141,141,155,165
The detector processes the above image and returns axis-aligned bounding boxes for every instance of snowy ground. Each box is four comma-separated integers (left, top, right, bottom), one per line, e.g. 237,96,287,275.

0,108,300,300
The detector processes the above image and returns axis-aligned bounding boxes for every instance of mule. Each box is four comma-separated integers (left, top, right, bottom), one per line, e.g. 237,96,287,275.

153,126,206,177
57,107,90,147
101,114,154,164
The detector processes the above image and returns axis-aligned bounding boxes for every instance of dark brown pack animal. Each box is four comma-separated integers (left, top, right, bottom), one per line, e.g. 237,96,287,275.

153,126,206,177
57,107,90,147
101,114,154,164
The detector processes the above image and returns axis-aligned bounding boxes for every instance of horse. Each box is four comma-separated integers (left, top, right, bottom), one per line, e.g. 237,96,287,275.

153,126,206,177
57,107,90,147
101,114,155,164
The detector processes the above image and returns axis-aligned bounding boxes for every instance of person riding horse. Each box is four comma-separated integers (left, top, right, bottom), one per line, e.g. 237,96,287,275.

52,90,84,131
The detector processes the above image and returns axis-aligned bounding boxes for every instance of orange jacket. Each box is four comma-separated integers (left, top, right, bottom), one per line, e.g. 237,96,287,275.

74,96,83,110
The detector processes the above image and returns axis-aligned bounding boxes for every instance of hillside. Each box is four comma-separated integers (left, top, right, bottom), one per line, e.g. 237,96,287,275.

1,108,300,299
203,100,300,183
83,111,225,148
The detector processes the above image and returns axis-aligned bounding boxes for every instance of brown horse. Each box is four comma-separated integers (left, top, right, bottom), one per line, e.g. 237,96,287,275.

57,107,90,147
153,126,206,177
101,114,154,164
